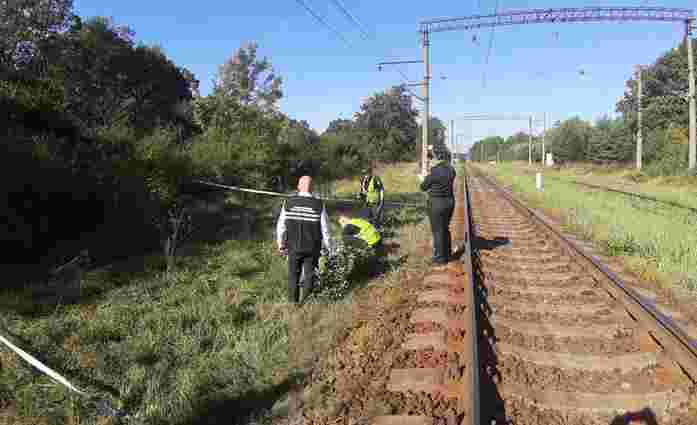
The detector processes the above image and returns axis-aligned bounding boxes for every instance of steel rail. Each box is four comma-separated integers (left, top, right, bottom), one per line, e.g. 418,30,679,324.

471,166,697,381
461,166,481,425
541,175,697,214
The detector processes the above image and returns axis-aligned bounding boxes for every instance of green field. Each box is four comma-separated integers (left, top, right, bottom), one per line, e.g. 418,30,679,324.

473,162,697,296
0,163,429,425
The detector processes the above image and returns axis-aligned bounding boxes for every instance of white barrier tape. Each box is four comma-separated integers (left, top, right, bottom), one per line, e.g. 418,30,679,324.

0,333,87,395
193,180,291,198
193,180,424,208
0,330,127,417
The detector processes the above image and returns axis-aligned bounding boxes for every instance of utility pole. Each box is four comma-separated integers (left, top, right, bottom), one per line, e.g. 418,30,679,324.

376,59,425,174
450,120,455,164
421,30,431,176
542,112,547,166
687,17,696,170
636,65,643,170
528,115,533,166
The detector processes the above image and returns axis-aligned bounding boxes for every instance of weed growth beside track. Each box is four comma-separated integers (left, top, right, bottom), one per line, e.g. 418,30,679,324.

476,162,697,297
0,163,427,425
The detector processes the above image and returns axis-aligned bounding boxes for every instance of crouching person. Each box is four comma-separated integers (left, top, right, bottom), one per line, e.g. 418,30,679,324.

337,212,385,275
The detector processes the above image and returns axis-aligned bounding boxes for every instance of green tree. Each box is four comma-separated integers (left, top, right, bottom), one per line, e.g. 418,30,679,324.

325,118,354,135
42,17,193,136
354,85,418,162
586,116,633,163
280,118,319,147
0,0,74,74
616,39,695,133
548,117,593,162
215,42,283,112
471,136,507,161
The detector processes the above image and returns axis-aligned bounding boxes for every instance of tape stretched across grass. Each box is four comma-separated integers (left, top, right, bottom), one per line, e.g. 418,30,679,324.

0,330,127,417
193,180,425,208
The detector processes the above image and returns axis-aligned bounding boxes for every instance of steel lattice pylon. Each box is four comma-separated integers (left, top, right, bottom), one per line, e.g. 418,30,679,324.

419,7,693,33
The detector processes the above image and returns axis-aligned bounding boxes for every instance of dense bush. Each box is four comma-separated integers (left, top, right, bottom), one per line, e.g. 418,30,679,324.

2,1,434,277
313,242,375,302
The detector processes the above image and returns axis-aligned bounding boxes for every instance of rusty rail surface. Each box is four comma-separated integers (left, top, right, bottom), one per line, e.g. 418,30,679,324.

373,170,481,425
471,166,697,382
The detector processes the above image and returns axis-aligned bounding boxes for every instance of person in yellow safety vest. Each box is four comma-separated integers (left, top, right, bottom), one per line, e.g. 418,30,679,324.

337,212,385,259
359,166,384,226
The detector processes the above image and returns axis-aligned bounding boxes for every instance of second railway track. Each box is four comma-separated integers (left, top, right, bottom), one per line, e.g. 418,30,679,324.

468,167,697,424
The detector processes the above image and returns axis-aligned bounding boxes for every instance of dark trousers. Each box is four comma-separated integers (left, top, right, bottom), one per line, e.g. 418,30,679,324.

287,252,319,303
367,201,384,226
343,238,385,276
428,197,454,264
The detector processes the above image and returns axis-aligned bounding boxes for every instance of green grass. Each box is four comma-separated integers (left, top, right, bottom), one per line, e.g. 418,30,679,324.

0,163,426,425
506,161,697,210
475,162,697,295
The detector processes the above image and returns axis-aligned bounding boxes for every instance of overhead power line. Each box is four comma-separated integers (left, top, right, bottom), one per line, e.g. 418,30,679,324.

482,0,500,88
329,0,371,40
293,0,352,47
396,67,411,84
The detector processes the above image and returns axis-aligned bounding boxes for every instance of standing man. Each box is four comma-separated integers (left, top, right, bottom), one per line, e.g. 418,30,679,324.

359,165,385,226
276,176,332,304
420,151,456,266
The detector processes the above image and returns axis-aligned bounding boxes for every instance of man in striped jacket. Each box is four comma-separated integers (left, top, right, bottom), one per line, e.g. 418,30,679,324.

276,176,332,303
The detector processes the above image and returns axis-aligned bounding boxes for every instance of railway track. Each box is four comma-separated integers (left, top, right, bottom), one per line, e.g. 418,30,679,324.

305,165,697,425
468,167,697,424
308,172,479,425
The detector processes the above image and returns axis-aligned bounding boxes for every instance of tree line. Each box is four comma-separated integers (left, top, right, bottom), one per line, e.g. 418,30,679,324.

470,38,696,176
1,0,437,272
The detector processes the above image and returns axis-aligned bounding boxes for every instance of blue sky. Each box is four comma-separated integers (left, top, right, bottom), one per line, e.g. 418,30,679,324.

73,0,694,152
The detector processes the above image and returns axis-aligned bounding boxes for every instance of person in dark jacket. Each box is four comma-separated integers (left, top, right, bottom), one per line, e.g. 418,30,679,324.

276,176,332,303
419,151,456,265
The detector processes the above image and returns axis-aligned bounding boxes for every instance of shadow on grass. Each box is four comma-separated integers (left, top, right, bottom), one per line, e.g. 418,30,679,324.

183,378,293,425
1,202,270,318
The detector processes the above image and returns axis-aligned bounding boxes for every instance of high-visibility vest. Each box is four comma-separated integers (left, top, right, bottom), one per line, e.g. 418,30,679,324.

350,218,381,247
366,176,380,204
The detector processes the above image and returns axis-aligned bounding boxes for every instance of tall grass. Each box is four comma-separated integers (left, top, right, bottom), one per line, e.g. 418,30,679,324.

0,162,427,425
478,163,697,295
511,161,697,210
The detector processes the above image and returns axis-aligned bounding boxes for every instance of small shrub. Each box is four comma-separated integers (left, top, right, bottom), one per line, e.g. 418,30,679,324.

684,273,697,293
312,242,373,302
606,225,641,256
